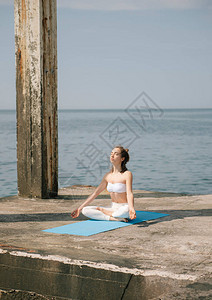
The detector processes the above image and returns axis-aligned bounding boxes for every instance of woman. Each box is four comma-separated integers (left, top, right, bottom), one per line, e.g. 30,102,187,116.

71,145,136,222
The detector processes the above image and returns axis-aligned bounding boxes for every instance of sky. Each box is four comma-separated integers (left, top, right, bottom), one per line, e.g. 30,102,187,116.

0,0,211,109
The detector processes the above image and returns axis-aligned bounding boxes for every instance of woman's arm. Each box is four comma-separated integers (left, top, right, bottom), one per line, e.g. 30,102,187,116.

71,175,108,218
126,171,136,220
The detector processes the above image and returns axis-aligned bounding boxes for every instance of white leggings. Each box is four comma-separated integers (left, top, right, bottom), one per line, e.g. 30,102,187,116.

82,202,129,221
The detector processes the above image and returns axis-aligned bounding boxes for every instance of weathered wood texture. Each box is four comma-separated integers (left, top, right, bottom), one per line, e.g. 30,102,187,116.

14,0,58,198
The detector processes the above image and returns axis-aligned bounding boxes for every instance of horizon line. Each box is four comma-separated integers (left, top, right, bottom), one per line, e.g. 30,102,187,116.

0,107,212,111
0,1,212,11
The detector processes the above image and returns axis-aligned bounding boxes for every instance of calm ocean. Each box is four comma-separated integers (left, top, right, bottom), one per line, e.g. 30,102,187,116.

0,108,212,198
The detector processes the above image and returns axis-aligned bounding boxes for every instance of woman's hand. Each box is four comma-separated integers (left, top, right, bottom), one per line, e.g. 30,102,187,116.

71,208,80,218
129,208,136,220
70,176,108,219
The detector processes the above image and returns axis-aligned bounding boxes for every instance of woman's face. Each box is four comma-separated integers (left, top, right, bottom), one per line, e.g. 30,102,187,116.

110,148,123,164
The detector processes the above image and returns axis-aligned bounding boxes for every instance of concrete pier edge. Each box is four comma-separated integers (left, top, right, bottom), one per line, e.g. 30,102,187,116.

0,187,212,299
0,249,173,300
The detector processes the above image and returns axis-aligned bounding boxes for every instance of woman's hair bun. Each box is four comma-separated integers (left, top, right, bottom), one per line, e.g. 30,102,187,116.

125,148,129,153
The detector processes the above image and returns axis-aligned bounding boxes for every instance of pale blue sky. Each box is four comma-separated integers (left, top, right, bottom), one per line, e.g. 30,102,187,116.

0,0,211,109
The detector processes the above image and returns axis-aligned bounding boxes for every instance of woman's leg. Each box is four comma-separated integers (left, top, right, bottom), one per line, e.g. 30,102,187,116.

112,204,129,219
82,206,112,221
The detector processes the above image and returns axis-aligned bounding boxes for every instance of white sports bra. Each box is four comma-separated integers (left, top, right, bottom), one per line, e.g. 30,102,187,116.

107,182,126,193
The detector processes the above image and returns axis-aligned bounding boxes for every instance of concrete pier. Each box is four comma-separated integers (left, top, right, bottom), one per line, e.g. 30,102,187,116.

14,0,58,198
0,187,211,299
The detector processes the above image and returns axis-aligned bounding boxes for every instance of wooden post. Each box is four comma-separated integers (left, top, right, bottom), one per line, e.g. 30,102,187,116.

14,0,58,198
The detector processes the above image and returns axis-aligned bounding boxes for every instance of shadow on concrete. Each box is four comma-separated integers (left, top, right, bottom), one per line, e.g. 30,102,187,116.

133,192,190,198
0,213,86,223
136,209,212,228
57,194,111,200
0,209,211,223
56,192,189,201
186,282,212,291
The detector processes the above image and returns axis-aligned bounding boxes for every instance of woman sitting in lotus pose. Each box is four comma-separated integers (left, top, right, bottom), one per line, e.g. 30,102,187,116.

71,145,136,222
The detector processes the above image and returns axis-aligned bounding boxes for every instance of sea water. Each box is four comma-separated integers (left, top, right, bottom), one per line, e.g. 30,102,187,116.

0,109,212,198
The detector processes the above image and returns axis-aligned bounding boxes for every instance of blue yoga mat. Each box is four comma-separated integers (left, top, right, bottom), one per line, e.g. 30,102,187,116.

43,211,169,236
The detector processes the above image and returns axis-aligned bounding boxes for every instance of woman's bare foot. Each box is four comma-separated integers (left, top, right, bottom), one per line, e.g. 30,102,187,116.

96,207,112,216
109,217,128,222
122,218,129,223
96,207,128,222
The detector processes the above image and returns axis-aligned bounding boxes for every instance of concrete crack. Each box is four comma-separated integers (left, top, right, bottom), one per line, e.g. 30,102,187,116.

120,274,133,300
